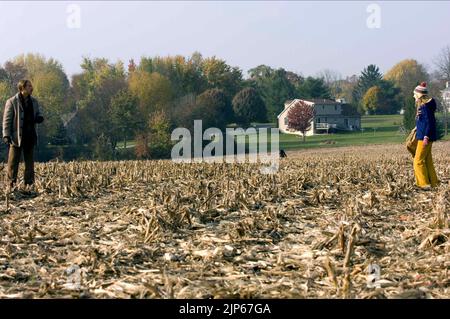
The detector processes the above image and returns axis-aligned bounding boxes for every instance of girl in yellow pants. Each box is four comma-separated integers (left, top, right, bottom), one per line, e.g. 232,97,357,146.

412,82,439,189
414,140,439,188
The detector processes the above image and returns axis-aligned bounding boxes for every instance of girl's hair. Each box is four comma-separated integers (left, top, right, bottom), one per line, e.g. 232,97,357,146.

17,79,31,92
415,94,430,107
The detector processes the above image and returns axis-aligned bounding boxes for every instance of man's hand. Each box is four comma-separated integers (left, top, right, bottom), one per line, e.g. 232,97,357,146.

3,136,11,145
423,136,429,147
35,115,44,124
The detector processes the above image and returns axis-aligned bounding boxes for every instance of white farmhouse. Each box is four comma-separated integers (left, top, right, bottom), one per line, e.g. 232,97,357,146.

277,98,361,136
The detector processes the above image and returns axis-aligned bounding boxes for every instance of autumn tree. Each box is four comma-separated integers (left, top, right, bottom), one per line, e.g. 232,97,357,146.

362,86,381,114
148,110,172,158
135,133,150,159
128,70,173,118
385,59,430,112
362,82,401,115
110,89,143,149
137,53,207,97
72,57,127,150
383,59,429,129
201,56,243,99
287,100,314,142
32,70,71,143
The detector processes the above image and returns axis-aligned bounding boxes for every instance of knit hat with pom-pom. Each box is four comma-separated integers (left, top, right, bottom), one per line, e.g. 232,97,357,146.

414,82,428,95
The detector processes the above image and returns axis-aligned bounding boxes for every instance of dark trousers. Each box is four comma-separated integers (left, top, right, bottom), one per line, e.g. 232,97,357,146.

6,141,35,187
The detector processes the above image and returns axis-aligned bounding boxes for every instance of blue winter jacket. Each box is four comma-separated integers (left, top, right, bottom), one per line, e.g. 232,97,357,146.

416,98,437,141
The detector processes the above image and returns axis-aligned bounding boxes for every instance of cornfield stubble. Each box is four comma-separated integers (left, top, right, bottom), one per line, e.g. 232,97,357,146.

0,141,448,298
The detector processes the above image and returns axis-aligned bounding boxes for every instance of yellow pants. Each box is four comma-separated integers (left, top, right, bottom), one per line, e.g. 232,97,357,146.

413,140,439,187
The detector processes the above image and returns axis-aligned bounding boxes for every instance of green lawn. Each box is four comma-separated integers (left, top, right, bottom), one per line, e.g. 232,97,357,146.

235,114,405,150
277,130,406,150
240,114,449,151
117,141,136,149
116,114,449,151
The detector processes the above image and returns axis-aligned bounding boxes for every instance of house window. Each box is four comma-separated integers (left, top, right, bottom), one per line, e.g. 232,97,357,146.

324,117,327,122
284,117,288,125
344,118,349,127
335,105,337,111
317,118,321,123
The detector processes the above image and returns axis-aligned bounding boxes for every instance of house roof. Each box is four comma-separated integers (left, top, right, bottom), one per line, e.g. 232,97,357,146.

307,98,341,105
277,99,300,118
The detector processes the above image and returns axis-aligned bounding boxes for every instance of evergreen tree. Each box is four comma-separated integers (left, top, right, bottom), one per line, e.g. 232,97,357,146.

403,95,416,130
296,77,331,99
352,64,383,108
262,68,297,122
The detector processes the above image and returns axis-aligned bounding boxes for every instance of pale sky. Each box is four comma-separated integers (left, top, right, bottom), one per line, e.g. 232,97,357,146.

1,1,450,80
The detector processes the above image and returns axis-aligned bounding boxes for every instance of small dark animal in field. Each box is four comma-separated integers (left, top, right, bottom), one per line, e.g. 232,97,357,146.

280,149,287,158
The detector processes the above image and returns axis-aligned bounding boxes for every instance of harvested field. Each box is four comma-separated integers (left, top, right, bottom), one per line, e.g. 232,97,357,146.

0,141,449,299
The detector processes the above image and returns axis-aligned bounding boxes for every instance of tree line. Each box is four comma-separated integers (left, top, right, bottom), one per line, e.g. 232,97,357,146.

0,47,449,160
